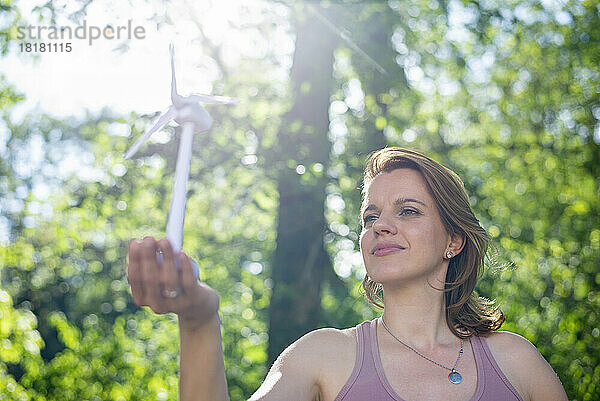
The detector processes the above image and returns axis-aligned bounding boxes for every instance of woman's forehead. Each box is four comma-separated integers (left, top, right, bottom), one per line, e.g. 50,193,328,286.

364,168,431,201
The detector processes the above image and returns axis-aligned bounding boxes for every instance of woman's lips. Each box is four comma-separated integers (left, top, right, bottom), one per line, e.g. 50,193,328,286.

373,247,404,256
371,242,406,256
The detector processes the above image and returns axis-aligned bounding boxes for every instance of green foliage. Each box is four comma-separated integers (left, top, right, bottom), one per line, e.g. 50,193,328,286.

0,288,43,401
0,109,278,399
1,0,599,400
22,312,181,401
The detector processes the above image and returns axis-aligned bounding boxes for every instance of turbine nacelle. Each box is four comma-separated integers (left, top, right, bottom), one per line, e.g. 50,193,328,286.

124,44,238,160
173,103,213,129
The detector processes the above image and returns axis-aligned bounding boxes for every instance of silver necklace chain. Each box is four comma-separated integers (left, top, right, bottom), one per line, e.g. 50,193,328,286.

380,316,464,373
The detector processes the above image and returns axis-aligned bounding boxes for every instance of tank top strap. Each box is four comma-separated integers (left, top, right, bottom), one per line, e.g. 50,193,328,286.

333,320,368,401
470,335,524,401
335,318,398,401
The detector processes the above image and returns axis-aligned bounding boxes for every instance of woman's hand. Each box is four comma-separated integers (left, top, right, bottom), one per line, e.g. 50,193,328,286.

127,237,219,330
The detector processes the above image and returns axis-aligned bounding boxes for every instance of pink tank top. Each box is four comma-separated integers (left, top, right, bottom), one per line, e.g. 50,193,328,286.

334,319,524,401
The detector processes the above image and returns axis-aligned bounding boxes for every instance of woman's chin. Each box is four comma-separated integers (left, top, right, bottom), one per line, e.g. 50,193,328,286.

367,268,415,284
368,267,443,287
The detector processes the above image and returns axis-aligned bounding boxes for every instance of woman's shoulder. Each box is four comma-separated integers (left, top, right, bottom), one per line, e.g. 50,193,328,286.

300,325,359,399
482,331,567,401
273,325,358,373
483,331,540,379
295,325,358,359
250,325,360,401
483,330,550,372
484,330,537,355
278,324,358,369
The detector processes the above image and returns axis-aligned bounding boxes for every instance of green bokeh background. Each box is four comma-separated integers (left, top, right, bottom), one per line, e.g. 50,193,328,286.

1,0,598,400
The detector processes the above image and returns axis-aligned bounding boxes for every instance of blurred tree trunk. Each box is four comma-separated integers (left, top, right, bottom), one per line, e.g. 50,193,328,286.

267,6,336,366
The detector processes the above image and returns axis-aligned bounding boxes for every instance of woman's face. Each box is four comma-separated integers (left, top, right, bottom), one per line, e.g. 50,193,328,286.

359,168,453,287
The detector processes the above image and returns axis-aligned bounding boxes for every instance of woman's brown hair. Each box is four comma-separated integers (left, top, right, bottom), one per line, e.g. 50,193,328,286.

360,147,505,338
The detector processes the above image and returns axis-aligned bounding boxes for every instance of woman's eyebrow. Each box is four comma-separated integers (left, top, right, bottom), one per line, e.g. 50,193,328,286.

394,197,427,207
362,197,427,214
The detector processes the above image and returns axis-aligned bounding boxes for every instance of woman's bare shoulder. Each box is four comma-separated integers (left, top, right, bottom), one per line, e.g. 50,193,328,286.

305,326,357,345
278,325,357,368
484,330,550,371
484,331,540,375
483,331,567,401
296,325,357,365
292,324,355,346
484,330,537,354
250,326,357,401
301,326,358,399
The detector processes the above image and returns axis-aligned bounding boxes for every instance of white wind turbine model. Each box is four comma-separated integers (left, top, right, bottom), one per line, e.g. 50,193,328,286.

125,45,238,278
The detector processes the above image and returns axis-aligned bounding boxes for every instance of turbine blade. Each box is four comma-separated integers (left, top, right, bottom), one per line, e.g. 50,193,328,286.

170,44,178,103
124,107,176,159
184,94,240,105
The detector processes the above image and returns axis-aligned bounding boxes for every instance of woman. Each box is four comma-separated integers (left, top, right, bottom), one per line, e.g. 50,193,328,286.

127,147,568,401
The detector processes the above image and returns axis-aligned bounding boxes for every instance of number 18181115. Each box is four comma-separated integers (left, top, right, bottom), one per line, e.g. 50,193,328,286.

19,42,72,53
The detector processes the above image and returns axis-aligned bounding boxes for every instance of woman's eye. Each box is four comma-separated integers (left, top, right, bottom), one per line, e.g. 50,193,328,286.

363,215,377,224
363,209,419,226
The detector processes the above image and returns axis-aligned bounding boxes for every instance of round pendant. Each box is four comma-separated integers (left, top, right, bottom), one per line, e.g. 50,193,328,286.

448,370,463,384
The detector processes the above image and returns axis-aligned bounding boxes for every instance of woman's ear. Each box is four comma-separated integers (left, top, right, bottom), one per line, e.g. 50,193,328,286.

447,231,466,257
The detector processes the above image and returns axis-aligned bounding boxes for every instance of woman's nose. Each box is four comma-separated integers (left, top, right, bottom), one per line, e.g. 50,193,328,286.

372,214,397,236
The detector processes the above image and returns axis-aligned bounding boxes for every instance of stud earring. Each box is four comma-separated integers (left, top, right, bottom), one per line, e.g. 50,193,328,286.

445,251,453,259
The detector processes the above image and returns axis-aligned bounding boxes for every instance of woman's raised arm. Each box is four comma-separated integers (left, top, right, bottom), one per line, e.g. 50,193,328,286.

127,237,228,401
126,237,323,401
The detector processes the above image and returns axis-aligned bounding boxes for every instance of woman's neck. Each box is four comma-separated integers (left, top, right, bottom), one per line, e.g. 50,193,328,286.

381,283,455,350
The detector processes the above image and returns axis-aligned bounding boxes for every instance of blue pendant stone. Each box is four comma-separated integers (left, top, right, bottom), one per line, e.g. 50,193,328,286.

448,370,463,384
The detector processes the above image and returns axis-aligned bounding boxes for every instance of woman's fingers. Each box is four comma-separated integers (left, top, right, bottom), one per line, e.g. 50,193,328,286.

126,237,218,323
127,239,145,305
179,251,197,295
140,237,162,308
127,237,186,314
158,238,181,302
